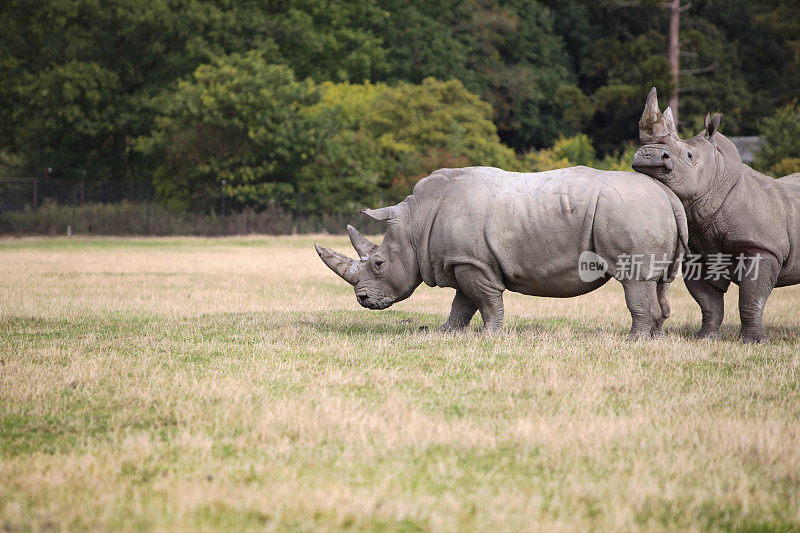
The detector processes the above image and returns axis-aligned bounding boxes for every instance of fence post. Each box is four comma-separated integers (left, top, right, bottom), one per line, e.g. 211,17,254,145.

46,167,53,200
145,185,150,235
297,190,303,234
70,180,76,236
220,180,226,233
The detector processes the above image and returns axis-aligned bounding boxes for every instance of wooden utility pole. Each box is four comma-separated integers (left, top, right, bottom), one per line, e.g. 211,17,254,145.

668,0,680,123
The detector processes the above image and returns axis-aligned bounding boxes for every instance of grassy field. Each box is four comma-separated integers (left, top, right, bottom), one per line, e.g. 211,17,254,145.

1,235,799,531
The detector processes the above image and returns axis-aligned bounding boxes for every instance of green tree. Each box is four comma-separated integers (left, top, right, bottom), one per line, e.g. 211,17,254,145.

375,0,578,151
300,81,389,213
0,0,280,178
753,100,800,176
139,52,321,212
258,0,389,83
144,70,518,213
8,60,120,174
365,78,518,199
522,133,635,172
543,0,767,153
306,78,518,207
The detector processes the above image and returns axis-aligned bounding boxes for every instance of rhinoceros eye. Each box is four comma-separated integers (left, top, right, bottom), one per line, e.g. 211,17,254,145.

373,259,385,268
687,151,693,161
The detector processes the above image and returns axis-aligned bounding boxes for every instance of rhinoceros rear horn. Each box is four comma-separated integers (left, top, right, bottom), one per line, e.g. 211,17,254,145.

663,107,679,140
315,243,360,285
347,225,378,259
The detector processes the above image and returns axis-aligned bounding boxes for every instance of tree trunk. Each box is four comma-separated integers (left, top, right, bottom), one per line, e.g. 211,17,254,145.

668,0,680,123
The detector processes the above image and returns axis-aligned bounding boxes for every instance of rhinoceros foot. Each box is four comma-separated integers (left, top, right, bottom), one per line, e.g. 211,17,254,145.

439,322,467,333
692,328,721,341
740,328,770,345
627,330,655,342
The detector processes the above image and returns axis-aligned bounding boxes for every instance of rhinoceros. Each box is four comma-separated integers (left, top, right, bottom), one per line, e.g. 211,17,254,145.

315,166,689,338
633,88,800,343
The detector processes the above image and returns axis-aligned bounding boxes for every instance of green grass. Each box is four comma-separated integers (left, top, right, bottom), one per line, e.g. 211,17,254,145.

1,235,799,531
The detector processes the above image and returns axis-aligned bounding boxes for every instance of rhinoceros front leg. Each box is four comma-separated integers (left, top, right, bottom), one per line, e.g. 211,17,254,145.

737,252,780,344
684,277,727,340
621,280,663,340
453,264,505,331
441,290,478,332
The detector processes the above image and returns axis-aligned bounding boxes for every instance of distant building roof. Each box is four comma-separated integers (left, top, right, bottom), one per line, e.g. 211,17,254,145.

729,136,765,164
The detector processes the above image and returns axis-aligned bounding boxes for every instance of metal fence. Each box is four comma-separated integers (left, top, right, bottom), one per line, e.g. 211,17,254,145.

0,177,154,211
0,175,382,236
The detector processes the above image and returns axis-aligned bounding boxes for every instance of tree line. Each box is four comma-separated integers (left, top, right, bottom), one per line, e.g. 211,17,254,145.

1,0,798,215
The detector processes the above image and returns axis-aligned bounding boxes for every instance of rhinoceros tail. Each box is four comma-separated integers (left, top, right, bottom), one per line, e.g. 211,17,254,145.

651,179,691,281
671,194,691,258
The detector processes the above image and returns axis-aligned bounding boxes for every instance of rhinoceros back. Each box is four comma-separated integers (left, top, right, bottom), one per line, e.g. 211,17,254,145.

410,166,683,298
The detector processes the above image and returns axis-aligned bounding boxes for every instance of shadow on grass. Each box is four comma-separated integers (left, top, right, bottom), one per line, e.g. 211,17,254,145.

4,311,798,346
299,310,439,336
668,321,800,345
300,313,800,346
299,311,631,340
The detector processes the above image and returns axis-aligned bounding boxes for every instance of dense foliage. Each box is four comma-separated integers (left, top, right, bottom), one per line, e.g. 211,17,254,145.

1,0,798,214
753,100,800,176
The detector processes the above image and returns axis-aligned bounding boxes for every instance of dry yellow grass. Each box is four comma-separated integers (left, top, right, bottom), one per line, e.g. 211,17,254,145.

1,235,799,531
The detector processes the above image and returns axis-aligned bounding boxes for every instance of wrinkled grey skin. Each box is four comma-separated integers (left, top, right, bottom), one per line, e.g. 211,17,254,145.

316,166,689,339
633,88,800,343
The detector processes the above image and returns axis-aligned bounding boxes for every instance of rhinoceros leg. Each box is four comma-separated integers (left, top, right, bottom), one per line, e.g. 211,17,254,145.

651,280,672,338
621,280,663,340
441,290,478,332
452,264,505,331
684,277,727,340
737,252,780,344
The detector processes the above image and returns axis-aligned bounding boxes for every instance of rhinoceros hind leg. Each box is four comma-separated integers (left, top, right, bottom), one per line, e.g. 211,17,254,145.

738,252,779,344
622,280,662,340
452,264,505,331
650,280,672,338
684,277,727,340
441,290,478,332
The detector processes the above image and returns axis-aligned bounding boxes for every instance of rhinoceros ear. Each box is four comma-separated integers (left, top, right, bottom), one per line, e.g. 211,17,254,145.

704,113,723,139
360,202,408,222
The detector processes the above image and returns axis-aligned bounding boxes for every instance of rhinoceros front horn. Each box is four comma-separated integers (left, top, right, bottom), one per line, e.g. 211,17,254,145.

347,225,378,260
315,244,360,285
639,87,663,143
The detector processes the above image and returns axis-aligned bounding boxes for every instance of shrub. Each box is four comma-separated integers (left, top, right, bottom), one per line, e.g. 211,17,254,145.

0,201,385,236
521,134,635,172
753,100,800,176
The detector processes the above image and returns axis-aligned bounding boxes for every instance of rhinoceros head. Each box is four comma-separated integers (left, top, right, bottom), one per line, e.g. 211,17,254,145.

633,87,742,200
315,202,422,310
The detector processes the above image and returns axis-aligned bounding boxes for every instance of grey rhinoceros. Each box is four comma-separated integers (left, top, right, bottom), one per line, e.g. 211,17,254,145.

633,88,800,343
315,166,689,339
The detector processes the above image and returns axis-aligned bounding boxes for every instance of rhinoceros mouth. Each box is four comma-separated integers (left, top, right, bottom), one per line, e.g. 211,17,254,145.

633,166,674,184
355,290,394,310
358,298,393,310
632,160,674,171
633,148,675,176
